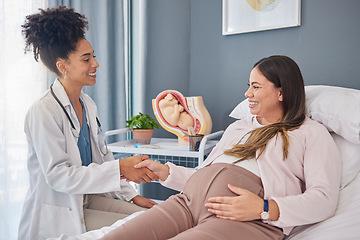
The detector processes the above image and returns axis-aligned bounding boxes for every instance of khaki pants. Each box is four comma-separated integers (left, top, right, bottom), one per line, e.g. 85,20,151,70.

101,163,284,240
83,195,146,231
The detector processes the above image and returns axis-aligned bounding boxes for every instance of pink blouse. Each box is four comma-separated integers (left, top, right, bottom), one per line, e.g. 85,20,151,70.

161,117,342,235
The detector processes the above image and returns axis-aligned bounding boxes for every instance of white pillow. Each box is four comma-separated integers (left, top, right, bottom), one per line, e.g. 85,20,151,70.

229,98,252,120
229,85,360,144
331,132,360,189
305,85,360,144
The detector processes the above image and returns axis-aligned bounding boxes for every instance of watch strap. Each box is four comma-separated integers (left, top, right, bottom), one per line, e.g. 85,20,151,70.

260,199,270,220
263,199,269,212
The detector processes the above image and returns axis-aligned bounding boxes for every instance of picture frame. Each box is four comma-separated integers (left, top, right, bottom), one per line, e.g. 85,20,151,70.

222,0,301,35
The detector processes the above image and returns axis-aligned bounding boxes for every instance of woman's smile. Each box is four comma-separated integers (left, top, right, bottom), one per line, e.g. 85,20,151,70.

248,100,258,109
88,72,97,78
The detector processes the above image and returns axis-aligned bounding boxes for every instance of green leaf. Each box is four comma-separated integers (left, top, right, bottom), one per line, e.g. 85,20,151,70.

125,112,160,129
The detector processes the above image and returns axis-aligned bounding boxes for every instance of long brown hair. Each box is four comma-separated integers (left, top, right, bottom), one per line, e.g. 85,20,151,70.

225,55,306,162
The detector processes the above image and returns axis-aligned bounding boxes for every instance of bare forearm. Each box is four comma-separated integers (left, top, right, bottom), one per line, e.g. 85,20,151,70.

159,164,170,181
268,200,280,221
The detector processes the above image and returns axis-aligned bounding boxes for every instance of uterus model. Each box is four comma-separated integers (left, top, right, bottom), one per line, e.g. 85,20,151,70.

152,90,212,145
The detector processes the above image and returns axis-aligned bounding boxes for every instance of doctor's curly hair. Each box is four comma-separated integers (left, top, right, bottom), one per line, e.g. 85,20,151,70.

22,6,88,76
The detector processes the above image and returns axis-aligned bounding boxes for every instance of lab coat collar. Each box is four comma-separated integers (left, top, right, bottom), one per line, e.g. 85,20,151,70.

52,79,100,144
51,79,81,135
52,79,71,107
52,79,89,109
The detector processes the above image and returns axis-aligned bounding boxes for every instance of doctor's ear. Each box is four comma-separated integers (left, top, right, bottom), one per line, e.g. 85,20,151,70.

56,60,67,76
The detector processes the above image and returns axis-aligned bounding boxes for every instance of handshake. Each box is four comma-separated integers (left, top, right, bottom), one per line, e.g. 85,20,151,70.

119,155,170,184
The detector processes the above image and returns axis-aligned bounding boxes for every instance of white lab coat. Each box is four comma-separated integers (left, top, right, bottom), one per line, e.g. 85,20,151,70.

18,79,138,240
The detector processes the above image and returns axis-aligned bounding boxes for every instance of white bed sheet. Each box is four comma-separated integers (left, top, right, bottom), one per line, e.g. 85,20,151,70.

286,171,360,240
49,210,145,240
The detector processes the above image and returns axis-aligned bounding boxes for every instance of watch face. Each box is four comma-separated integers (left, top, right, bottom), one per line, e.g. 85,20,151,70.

261,212,270,220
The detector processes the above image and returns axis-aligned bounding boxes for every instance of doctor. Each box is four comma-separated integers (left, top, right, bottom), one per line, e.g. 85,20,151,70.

19,6,158,240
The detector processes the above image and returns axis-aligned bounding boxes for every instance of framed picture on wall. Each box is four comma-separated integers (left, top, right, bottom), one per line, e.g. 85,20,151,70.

222,0,301,35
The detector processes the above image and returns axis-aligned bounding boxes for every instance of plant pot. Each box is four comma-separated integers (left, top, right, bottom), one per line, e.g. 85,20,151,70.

132,129,154,144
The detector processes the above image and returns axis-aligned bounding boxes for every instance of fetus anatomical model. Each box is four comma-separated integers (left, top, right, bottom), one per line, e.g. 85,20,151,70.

153,90,212,145
158,93,194,130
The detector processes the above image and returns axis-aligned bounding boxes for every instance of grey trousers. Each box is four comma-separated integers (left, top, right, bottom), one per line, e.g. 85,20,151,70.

83,195,146,231
101,163,284,240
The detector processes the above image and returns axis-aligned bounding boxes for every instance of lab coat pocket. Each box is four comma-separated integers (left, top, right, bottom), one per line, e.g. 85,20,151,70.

39,203,78,239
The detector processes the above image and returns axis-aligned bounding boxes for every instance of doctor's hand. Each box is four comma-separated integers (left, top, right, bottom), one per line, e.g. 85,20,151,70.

205,184,265,222
134,159,170,181
119,155,159,184
132,195,158,208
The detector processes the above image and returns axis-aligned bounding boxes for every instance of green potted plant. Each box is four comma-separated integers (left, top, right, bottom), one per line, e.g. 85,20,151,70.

126,112,160,144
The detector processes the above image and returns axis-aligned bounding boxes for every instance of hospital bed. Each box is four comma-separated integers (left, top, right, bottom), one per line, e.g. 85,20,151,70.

230,85,360,239
52,85,360,240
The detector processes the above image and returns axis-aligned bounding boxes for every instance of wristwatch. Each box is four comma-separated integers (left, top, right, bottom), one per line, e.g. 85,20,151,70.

260,199,270,220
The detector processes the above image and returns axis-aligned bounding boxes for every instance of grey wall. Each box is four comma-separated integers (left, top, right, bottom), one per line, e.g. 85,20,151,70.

140,0,360,136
